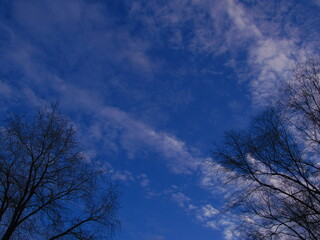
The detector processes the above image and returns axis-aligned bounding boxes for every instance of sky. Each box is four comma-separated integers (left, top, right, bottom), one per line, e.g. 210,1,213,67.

0,0,319,239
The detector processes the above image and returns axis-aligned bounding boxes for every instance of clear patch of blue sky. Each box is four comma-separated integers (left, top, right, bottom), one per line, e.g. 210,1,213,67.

0,0,319,239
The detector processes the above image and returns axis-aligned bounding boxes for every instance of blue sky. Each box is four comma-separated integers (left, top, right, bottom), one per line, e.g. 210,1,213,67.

0,0,319,239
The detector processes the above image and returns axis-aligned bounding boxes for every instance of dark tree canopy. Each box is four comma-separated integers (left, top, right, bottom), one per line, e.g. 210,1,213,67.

214,59,320,240
0,105,119,240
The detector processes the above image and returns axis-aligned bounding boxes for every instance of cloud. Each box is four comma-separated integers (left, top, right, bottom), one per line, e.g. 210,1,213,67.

248,38,307,105
170,190,219,230
108,168,158,199
133,0,318,106
111,169,135,183
137,174,151,187
67,93,203,178
171,192,191,208
95,105,202,174
222,0,317,105
5,0,318,109
109,169,153,189
225,0,261,38
127,0,319,107
198,204,219,219
3,0,155,85
0,0,205,175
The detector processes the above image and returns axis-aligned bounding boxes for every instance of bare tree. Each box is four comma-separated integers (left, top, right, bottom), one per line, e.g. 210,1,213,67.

284,58,320,149
0,105,119,240
214,60,320,240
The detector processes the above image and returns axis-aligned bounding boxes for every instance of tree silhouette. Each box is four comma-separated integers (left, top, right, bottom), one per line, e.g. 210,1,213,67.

0,105,119,240
214,59,320,240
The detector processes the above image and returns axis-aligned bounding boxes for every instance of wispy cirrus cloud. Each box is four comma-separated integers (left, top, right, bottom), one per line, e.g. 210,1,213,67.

0,72,201,175
219,0,318,104
128,0,319,105
2,0,155,85
5,0,318,110
171,191,240,240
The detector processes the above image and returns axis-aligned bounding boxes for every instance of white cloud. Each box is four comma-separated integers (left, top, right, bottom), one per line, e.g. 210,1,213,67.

137,173,150,187
199,204,219,219
108,168,155,196
111,169,135,183
225,0,262,38
248,38,308,105
222,0,315,105
205,221,217,230
171,192,191,208
130,0,318,107
8,0,317,108
171,190,220,230
96,106,202,174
